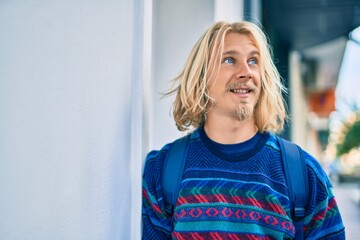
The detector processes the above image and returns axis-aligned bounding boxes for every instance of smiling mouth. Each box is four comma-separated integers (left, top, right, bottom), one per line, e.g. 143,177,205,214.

227,83,255,94
230,89,252,94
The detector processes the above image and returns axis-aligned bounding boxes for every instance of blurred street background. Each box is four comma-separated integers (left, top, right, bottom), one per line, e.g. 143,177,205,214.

334,183,360,239
264,1,360,238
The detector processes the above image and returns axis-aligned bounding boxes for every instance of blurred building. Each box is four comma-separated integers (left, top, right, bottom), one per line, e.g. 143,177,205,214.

263,0,360,160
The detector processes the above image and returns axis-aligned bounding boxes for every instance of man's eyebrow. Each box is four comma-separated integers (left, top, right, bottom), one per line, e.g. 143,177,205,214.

222,50,260,56
222,50,239,56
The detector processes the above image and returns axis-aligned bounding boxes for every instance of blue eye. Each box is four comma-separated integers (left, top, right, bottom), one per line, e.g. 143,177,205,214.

248,58,258,65
223,57,235,64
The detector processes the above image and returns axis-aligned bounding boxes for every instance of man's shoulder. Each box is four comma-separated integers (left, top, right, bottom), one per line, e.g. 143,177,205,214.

300,149,331,187
272,137,331,187
264,135,324,170
144,129,199,165
262,132,280,151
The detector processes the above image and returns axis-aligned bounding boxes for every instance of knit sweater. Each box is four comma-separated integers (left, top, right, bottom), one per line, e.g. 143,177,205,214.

142,128,345,239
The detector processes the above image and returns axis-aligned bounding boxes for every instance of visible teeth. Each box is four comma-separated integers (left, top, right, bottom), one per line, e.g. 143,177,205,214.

232,89,250,94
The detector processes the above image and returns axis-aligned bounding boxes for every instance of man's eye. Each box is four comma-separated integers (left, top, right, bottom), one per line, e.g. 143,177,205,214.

248,58,258,65
223,57,235,64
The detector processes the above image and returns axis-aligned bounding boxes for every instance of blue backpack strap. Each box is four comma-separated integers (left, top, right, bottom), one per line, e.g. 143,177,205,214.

162,135,189,212
278,137,309,240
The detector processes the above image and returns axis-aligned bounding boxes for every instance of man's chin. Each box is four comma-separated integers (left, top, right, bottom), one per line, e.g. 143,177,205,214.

234,106,254,121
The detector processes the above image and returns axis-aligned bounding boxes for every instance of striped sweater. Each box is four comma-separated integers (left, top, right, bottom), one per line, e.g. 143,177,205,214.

142,128,345,239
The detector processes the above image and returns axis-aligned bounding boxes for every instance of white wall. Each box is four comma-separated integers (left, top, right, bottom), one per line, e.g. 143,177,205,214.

0,0,144,239
149,0,215,150
215,0,244,22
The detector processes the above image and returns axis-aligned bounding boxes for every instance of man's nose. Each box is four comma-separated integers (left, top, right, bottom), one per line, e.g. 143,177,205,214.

235,63,253,80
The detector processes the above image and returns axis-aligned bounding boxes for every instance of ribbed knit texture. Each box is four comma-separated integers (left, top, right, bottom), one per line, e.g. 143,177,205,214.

142,128,345,239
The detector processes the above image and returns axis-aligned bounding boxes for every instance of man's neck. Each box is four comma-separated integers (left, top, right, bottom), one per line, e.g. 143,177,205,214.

203,115,258,144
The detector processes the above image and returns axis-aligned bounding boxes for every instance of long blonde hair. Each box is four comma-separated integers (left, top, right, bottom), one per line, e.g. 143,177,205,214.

166,21,287,133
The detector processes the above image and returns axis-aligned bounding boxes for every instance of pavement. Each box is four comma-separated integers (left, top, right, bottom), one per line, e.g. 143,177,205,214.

333,182,360,240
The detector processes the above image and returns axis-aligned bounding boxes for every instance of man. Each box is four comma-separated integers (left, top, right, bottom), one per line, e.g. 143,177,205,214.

142,21,345,239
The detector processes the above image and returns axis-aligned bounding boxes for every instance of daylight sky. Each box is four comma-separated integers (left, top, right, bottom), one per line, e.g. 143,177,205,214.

330,25,360,129
335,26,360,115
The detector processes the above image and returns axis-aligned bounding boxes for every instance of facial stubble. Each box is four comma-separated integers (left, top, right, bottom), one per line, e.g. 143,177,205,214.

233,101,254,121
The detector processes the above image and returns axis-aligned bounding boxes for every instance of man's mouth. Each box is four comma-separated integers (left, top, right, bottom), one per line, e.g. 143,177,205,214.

227,83,255,94
230,88,252,94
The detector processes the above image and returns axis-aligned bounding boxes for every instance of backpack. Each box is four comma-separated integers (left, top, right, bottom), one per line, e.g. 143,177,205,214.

162,134,309,240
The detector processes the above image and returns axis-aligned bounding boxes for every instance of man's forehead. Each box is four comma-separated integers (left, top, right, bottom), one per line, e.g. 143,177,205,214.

223,34,258,49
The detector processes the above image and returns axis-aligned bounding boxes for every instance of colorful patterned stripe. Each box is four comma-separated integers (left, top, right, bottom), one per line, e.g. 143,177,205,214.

181,177,289,199
173,206,293,232
179,183,287,203
175,231,278,240
173,231,276,240
177,179,289,215
174,203,289,220
177,193,287,216
173,221,294,237
142,187,163,214
304,197,342,231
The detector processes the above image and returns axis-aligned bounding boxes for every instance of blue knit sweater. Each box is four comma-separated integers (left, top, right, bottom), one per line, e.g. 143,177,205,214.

142,128,345,239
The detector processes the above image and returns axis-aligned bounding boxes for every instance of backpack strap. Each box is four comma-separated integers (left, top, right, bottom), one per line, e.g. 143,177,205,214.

162,135,189,212
278,137,309,240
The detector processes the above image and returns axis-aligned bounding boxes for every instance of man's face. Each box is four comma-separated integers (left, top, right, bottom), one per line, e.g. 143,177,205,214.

207,32,261,121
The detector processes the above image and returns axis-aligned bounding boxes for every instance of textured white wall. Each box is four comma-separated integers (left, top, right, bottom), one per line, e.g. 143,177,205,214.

0,0,144,239
214,0,244,22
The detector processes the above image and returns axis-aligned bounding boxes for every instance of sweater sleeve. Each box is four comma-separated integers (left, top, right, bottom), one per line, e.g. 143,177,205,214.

302,152,345,239
142,147,172,240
